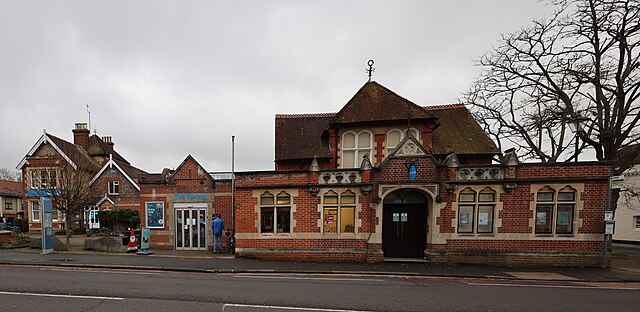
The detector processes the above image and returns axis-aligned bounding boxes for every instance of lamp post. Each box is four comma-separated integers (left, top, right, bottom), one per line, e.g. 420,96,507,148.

568,114,588,162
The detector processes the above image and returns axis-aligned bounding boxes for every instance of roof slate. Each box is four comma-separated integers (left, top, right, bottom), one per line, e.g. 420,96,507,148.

46,134,100,171
0,180,22,196
275,115,334,161
425,104,499,155
333,81,435,124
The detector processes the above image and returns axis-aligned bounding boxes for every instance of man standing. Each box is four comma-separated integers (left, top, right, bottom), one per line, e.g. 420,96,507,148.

212,214,224,254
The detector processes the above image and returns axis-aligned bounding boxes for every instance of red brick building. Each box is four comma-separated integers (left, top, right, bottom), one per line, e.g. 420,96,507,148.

18,81,611,266
231,81,612,266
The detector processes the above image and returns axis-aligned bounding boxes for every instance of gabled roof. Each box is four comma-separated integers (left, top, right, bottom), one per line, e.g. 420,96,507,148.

275,114,333,161
378,133,439,169
0,180,22,197
168,155,215,184
425,104,499,155
17,133,98,171
87,135,129,164
89,155,145,191
332,81,436,124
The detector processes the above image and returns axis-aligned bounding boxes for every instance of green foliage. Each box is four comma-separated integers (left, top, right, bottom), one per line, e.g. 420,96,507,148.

0,232,30,249
98,209,141,231
13,218,29,233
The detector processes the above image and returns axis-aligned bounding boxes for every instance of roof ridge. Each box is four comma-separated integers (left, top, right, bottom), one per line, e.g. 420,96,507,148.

276,112,337,119
423,103,466,110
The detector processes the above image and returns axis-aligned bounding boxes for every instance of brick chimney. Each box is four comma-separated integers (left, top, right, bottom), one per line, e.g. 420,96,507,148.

72,123,90,150
102,136,114,149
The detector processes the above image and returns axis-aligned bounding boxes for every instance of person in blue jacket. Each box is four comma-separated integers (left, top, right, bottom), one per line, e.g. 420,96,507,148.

212,214,224,254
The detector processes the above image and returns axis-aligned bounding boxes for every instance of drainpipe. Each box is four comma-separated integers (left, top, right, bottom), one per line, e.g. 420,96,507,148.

231,135,236,255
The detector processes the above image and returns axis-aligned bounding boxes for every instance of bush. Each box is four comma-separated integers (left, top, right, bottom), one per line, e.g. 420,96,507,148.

98,209,141,231
14,218,29,233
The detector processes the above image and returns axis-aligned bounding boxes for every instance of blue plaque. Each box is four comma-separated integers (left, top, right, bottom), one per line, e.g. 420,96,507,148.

409,164,417,181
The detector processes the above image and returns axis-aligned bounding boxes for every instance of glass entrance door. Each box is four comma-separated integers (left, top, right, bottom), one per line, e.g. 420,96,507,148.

175,206,207,250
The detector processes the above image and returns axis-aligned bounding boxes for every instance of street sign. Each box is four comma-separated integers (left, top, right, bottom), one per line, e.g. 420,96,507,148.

604,211,613,221
610,175,625,190
605,222,615,235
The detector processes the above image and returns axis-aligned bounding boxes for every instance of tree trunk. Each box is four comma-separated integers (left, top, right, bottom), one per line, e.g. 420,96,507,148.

65,210,71,246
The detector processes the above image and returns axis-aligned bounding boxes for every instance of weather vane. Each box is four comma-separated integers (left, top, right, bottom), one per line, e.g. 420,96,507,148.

366,60,375,82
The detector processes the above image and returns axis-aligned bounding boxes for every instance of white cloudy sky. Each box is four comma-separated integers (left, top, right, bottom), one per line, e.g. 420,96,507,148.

0,0,554,173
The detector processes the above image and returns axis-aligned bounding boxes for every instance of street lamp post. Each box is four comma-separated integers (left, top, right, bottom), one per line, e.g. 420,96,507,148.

568,114,588,162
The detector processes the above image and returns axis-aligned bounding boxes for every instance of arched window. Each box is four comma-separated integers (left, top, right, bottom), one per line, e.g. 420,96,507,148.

322,190,356,233
457,187,496,234
386,128,421,155
535,186,576,235
260,191,291,234
341,131,372,168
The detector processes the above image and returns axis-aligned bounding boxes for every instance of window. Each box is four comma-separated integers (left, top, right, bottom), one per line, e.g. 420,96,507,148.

457,188,496,234
634,216,640,230
535,187,576,235
108,181,120,195
322,190,356,233
29,168,57,189
386,128,420,154
5,202,12,210
341,131,372,168
260,191,291,234
31,201,40,221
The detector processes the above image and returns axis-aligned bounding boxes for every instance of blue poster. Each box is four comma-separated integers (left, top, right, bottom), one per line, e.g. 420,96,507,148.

141,228,150,249
145,202,165,228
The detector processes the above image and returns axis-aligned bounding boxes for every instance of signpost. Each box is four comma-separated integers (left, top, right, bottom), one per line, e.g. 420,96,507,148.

602,176,623,269
41,197,54,254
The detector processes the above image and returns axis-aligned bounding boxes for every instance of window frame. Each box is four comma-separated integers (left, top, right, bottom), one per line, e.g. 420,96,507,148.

634,216,640,230
259,191,291,235
322,190,357,234
341,130,373,168
386,128,421,155
31,201,41,222
108,181,120,195
534,187,576,236
456,188,496,235
5,202,13,210
29,168,58,189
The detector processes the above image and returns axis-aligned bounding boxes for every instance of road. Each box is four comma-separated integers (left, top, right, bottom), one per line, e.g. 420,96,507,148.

1,265,639,312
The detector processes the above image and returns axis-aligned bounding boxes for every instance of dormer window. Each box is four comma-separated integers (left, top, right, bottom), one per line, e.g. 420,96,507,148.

341,131,372,168
387,128,420,155
108,181,120,195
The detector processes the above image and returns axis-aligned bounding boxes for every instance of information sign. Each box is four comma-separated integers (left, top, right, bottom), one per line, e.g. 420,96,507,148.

605,222,615,235
41,197,54,254
611,175,625,190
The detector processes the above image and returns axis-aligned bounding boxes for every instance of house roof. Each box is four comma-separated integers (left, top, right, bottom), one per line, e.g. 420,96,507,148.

87,135,129,164
333,81,436,124
426,104,499,155
89,156,147,191
43,134,100,171
274,90,499,162
275,114,334,161
0,180,22,197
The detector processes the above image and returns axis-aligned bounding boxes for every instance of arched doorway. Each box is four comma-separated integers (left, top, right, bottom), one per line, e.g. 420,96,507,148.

382,189,427,258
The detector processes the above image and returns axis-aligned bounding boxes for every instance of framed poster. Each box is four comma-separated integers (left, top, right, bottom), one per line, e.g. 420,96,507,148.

536,212,547,225
478,212,489,226
145,202,165,228
460,212,470,225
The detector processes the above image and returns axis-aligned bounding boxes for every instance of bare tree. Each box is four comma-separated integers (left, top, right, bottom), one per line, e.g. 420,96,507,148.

465,0,640,174
0,168,21,181
49,158,100,245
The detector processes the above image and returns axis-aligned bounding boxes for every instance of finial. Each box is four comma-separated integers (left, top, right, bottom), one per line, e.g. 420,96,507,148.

366,60,375,82
43,129,47,134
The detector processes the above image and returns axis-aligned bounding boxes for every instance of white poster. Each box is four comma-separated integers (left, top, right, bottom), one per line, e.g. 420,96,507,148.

478,212,489,225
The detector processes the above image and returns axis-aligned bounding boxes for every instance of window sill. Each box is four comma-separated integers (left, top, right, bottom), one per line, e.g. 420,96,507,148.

534,234,554,237
457,233,474,236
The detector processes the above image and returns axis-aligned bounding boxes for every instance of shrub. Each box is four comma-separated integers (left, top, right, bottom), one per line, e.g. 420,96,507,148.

98,209,141,231
14,218,29,233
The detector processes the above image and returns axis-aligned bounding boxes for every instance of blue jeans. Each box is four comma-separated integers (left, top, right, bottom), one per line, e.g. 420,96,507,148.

213,235,222,253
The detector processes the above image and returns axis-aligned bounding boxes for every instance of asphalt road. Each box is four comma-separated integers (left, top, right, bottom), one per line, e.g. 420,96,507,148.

1,265,639,312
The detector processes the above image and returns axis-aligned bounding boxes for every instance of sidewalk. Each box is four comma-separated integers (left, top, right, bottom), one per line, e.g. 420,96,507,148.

1,235,639,283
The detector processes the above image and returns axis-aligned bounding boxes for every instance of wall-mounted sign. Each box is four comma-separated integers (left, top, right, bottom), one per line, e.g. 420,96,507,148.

175,193,207,200
401,213,408,222
145,202,165,228
393,213,399,222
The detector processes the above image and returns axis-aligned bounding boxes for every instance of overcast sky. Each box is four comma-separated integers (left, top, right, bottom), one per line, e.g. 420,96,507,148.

0,0,554,173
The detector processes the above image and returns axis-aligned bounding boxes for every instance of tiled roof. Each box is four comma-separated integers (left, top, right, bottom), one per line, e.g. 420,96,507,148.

88,135,129,164
46,134,101,171
275,115,333,161
426,104,499,155
0,180,22,197
332,81,436,124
